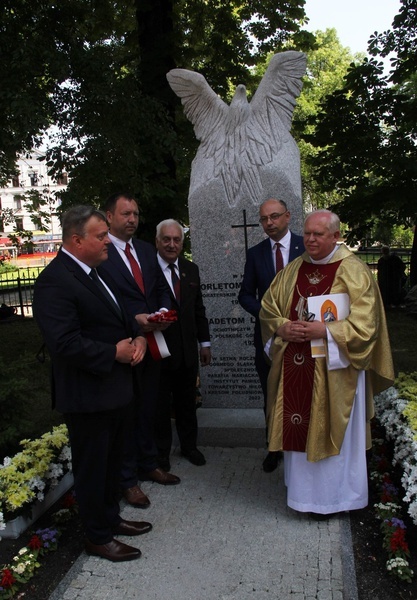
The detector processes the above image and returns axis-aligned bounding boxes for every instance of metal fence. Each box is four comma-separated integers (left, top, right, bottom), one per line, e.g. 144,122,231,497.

0,248,413,318
356,248,412,278
0,267,43,317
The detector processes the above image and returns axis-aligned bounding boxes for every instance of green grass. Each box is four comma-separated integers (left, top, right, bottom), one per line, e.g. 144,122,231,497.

0,318,63,458
385,309,417,376
0,266,44,287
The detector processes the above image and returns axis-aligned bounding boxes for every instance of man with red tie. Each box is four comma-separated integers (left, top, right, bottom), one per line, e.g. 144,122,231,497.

238,198,304,473
100,193,180,511
154,219,211,470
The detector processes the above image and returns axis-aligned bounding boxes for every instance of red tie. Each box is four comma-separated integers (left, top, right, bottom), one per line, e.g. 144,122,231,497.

275,243,283,274
124,243,145,294
168,263,181,303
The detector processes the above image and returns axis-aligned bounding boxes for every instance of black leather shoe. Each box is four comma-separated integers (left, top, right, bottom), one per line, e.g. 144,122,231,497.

138,467,181,485
262,451,282,473
182,448,206,466
113,519,152,536
85,538,141,562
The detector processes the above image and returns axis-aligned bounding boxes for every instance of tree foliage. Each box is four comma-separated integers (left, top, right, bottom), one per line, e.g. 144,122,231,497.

292,28,363,208
253,28,360,210
0,0,313,239
308,0,417,283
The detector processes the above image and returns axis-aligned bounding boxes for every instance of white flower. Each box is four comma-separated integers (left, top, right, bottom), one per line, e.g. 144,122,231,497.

59,446,72,462
13,563,26,575
375,387,417,526
0,424,72,519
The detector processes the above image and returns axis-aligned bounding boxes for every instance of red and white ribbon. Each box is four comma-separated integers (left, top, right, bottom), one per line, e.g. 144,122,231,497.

145,331,170,361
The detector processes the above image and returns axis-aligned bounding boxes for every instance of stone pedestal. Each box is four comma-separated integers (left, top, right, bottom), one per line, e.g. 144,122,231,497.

189,179,303,409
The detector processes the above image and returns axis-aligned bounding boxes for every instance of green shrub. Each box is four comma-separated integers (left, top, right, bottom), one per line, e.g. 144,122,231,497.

397,372,417,438
0,262,18,275
0,354,50,459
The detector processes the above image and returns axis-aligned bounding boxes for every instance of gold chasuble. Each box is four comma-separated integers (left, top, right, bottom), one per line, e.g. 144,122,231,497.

260,244,394,463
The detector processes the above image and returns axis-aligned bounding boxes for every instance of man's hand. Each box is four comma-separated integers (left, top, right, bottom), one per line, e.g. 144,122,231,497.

131,336,147,365
115,338,135,363
200,347,212,367
135,313,172,332
277,320,326,343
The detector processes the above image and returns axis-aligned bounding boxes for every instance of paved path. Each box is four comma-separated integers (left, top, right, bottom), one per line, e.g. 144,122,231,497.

49,447,357,600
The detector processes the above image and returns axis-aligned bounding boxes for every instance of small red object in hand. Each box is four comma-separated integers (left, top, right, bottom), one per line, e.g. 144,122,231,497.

147,309,178,322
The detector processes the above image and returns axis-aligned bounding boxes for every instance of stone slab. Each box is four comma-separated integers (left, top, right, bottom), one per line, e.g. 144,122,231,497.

49,447,356,600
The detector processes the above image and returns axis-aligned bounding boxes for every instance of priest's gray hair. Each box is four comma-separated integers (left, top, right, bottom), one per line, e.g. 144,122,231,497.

304,210,340,233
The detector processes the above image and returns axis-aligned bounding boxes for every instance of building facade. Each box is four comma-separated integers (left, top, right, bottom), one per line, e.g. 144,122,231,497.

0,150,66,254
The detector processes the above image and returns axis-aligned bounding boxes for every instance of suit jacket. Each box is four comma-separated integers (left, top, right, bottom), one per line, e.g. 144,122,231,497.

238,232,304,351
160,256,210,370
99,239,171,318
32,249,138,413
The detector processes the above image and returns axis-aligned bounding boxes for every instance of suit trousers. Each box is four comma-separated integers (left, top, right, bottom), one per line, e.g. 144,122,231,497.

120,352,161,487
65,404,130,545
155,361,199,456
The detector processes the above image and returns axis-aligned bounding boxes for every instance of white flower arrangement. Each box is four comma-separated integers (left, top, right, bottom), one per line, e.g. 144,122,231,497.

386,557,413,578
0,424,72,534
375,384,417,526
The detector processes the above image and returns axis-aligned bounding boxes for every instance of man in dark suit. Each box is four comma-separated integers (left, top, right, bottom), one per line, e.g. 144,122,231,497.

238,198,304,473
154,219,211,469
100,193,180,509
33,205,152,562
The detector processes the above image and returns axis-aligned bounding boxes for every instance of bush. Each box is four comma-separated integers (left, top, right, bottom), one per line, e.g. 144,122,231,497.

0,263,18,275
0,355,49,459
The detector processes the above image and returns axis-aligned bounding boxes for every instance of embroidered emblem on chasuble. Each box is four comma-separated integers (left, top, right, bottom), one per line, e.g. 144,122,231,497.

282,260,342,451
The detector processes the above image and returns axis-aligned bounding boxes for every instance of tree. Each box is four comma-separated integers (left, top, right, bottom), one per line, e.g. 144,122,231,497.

253,29,361,210
291,29,363,208
308,0,417,283
1,0,314,240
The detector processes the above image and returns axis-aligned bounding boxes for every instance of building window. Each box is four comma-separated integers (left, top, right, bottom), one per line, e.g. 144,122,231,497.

12,175,20,187
15,217,24,230
57,173,68,185
29,172,38,186
13,197,22,210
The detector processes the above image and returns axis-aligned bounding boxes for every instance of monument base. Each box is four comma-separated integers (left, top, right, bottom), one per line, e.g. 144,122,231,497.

173,408,266,448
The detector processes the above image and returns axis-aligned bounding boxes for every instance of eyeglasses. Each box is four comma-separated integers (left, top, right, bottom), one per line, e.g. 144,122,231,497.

259,211,287,224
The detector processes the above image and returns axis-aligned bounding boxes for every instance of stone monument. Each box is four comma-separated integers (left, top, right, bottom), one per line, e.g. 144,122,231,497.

167,51,306,411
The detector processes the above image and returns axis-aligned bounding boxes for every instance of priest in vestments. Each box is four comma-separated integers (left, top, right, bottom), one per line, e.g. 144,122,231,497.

260,210,394,517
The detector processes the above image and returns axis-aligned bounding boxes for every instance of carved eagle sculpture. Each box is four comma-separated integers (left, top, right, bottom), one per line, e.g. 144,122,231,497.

166,51,307,207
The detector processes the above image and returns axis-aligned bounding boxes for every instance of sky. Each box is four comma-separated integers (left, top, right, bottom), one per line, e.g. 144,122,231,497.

303,0,401,55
